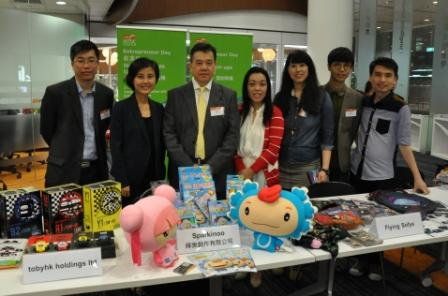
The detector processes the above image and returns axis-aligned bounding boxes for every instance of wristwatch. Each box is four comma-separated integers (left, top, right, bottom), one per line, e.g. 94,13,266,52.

320,168,329,175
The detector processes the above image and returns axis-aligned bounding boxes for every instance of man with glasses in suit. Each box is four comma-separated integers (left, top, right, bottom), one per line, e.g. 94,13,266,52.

40,40,114,187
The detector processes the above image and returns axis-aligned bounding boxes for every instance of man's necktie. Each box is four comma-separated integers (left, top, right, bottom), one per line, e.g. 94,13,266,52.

195,87,206,160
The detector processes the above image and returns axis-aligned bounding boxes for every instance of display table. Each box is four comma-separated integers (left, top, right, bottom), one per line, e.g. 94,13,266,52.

2,229,316,296
304,187,448,296
2,188,448,296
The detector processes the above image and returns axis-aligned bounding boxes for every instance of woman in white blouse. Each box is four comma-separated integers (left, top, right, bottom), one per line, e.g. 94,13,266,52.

234,66,285,287
235,66,284,188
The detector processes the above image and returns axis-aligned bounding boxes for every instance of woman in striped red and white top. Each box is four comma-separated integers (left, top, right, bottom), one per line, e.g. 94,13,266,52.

234,67,284,187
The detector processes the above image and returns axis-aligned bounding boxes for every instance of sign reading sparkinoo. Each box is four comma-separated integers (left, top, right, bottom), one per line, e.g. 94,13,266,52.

22,247,102,284
177,224,241,254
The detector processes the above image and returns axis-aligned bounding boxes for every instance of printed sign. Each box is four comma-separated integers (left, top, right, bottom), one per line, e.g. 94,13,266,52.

22,248,102,284
116,26,187,102
176,224,241,254
370,212,424,240
189,32,253,100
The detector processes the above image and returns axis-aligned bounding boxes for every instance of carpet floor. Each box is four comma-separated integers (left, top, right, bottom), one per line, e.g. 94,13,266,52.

222,257,447,296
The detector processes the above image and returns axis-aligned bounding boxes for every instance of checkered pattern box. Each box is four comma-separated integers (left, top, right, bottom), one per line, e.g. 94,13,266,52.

42,183,83,234
0,187,43,238
83,180,121,232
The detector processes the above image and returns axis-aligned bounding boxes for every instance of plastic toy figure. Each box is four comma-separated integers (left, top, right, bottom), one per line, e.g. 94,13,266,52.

120,184,181,267
34,240,49,253
54,240,70,251
75,232,91,248
229,181,317,252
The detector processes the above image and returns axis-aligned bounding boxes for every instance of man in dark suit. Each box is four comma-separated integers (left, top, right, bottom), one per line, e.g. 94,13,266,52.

164,42,239,199
40,40,114,187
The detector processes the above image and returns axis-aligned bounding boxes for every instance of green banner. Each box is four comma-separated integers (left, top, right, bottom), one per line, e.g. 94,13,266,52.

116,27,187,102
189,32,253,99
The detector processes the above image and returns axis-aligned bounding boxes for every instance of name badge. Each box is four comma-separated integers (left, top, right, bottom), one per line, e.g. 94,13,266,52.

345,108,357,117
298,108,307,117
210,106,225,116
100,109,110,120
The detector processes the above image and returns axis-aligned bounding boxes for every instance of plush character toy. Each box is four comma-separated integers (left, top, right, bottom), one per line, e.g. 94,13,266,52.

229,181,317,252
120,184,181,267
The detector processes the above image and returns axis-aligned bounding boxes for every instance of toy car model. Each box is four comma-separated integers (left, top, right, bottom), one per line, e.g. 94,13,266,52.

75,232,91,248
34,240,49,253
54,240,70,251
0,246,21,257
95,231,112,246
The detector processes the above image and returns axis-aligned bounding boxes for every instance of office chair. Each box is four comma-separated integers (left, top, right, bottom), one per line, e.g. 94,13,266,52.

0,179,6,190
305,181,361,295
307,181,356,198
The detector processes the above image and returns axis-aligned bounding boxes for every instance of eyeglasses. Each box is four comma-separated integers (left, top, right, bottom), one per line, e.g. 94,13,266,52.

331,62,352,70
74,58,98,65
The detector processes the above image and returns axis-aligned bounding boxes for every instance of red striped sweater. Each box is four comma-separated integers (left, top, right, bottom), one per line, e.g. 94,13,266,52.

234,106,284,186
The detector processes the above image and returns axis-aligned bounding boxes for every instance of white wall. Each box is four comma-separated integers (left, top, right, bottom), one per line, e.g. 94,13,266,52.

0,9,86,107
91,10,307,45
146,10,306,33
90,10,307,93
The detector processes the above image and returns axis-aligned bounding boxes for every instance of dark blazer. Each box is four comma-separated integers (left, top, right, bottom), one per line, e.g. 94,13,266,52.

336,87,363,173
110,94,165,197
324,85,363,173
163,81,239,198
40,77,114,187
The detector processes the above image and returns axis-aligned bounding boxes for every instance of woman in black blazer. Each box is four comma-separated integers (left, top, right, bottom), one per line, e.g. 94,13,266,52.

110,58,165,206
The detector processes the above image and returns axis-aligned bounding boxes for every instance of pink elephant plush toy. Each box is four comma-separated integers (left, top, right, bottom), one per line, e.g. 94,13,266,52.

120,184,181,267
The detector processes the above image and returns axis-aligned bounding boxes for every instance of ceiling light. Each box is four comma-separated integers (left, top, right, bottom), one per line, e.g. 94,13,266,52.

102,48,110,56
262,49,276,62
284,45,307,49
424,18,430,22
56,1,66,5
110,52,118,66
376,26,382,29
432,1,438,5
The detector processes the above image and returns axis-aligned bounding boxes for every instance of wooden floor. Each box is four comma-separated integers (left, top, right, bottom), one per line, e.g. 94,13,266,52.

385,248,448,293
0,151,46,190
1,151,447,294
